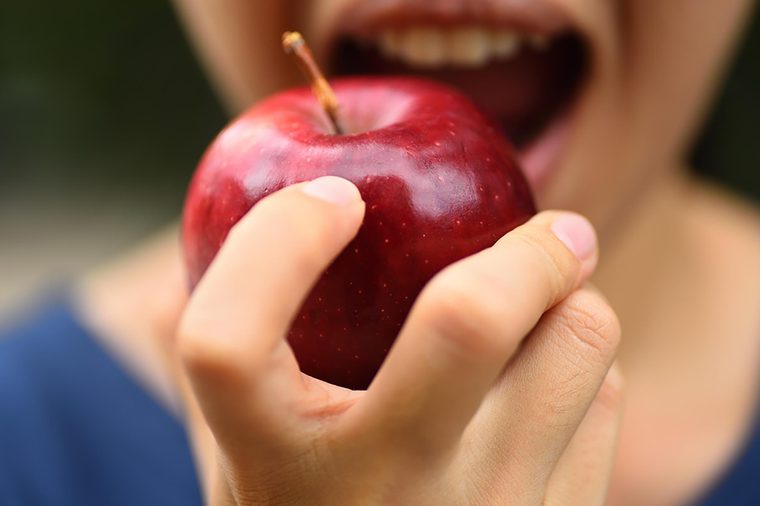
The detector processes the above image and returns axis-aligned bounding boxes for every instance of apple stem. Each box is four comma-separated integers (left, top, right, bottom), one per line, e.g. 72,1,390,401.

282,31,343,135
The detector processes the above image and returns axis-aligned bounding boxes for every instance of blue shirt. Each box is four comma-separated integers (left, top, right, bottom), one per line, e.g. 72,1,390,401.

0,297,757,505
0,298,201,505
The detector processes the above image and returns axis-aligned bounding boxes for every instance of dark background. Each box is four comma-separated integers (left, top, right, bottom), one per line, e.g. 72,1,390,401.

0,2,226,212
0,2,758,314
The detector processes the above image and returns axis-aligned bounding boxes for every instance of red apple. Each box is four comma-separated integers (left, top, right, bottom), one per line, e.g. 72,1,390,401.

182,77,536,389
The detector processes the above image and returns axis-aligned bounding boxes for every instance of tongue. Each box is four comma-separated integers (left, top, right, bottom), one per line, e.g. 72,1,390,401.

332,33,585,147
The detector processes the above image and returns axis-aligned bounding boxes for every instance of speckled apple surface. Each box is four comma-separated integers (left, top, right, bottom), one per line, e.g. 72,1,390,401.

182,77,536,389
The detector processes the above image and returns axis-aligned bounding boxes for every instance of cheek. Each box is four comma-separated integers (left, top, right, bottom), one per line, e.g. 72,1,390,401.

534,0,752,239
620,0,751,166
175,0,303,110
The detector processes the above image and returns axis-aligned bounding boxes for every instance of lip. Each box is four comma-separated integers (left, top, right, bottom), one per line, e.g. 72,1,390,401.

315,0,592,192
318,0,572,48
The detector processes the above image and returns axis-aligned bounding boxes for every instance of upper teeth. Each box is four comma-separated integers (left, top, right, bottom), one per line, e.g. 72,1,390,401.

375,27,549,68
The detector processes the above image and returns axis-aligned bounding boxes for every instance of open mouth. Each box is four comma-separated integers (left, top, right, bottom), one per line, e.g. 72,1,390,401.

322,1,590,189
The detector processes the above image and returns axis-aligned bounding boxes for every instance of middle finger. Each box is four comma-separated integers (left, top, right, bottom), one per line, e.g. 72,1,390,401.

343,212,597,457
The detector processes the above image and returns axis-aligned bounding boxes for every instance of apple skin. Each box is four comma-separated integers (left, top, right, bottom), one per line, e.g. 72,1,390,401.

182,77,536,390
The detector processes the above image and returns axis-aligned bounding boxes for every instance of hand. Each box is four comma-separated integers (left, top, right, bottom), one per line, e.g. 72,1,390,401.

175,176,622,505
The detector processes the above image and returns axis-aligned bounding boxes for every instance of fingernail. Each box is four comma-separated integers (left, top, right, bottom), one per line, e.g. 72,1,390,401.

551,213,597,261
301,176,361,206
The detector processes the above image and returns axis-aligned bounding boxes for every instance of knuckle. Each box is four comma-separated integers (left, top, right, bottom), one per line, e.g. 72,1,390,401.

263,198,331,245
278,203,336,249
176,314,245,380
257,199,335,273
594,364,625,414
518,230,567,277
388,429,450,463
556,290,621,361
417,269,508,358
289,227,332,276
512,231,574,303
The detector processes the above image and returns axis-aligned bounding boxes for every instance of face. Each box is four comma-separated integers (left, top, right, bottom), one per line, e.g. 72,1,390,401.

174,0,753,240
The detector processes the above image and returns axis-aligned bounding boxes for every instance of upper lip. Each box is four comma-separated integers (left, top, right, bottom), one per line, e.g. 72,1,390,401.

315,0,577,61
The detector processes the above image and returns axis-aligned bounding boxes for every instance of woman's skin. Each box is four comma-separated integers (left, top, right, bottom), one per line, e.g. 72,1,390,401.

78,0,760,504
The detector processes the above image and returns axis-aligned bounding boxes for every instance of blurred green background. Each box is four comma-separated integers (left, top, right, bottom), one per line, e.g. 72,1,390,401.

0,2,758,316
0,1,226,210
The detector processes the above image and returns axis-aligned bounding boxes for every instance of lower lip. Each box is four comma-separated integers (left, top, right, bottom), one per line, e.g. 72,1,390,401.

517,107,571,191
